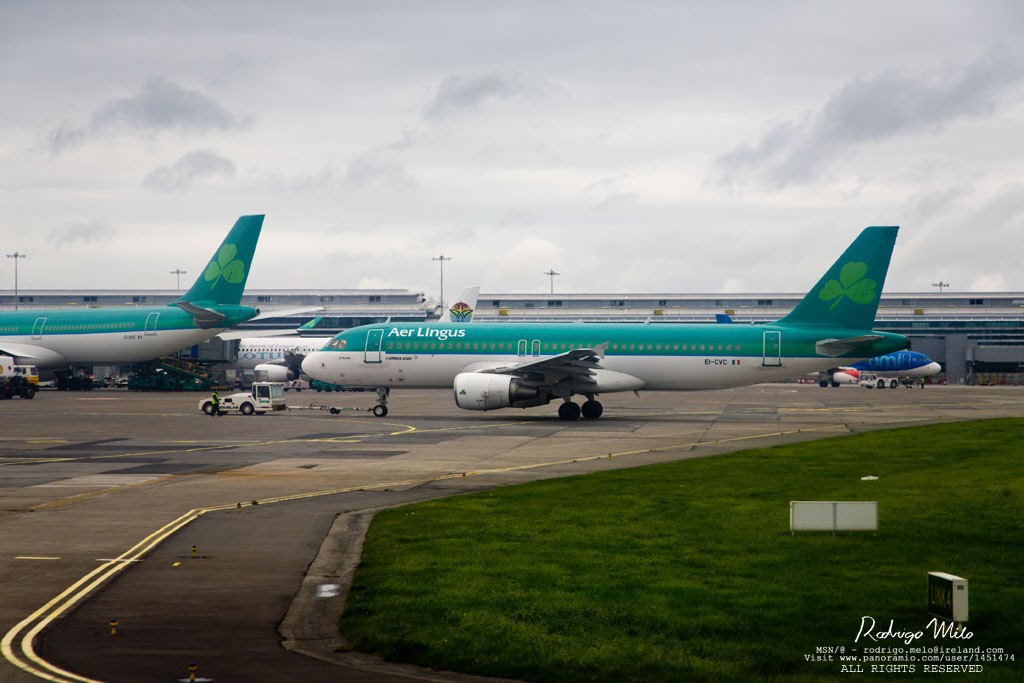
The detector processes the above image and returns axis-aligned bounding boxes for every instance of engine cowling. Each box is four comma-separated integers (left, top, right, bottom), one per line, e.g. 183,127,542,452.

453,373,549,411
254,363,296,382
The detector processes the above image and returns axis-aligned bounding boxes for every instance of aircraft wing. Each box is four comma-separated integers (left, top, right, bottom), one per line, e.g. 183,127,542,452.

218,329,299,341
250,306,326,320
815,335,885,357
0,342,67,368
480,345,608,386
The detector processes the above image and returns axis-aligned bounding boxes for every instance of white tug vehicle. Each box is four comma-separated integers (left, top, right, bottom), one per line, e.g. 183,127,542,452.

199,382,287,416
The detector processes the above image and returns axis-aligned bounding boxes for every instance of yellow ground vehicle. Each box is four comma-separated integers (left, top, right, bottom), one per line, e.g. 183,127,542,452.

1,356,37,399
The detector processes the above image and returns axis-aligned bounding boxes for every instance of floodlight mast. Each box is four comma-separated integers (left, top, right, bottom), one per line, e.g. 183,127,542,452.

544,269,560,295
170,268,188,291
6,251,26,310
432,254,452,310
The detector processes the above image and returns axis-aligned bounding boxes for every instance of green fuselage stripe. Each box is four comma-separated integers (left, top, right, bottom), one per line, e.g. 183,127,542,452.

328,322,905,361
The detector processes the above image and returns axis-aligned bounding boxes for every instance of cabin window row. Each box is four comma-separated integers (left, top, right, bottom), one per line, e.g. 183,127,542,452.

382,341,745,353
39,323,137,332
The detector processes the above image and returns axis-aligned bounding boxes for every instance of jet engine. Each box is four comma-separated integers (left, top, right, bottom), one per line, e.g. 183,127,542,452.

453,373,549,411
254,363,297,382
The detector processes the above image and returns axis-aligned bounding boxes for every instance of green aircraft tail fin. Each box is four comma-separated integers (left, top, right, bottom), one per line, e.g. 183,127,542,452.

777,226,898,329
177,214,264,305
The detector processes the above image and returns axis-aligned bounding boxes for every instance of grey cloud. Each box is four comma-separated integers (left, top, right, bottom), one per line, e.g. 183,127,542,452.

46,78,245,153
903,185,973,222
424,73,530,119
714,49,1024,186
46,122,87,155
586,175,639,211
143,150,236,191
49,220,117,247
341,150,417,192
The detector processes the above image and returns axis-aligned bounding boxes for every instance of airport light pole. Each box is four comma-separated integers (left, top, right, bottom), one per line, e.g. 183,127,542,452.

7,251,26,310
432,254,452,310
544,269,560,294
170,268,188,291
932,281,950,293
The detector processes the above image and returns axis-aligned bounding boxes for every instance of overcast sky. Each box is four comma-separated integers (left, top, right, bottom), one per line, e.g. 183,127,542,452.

2,1,1023,302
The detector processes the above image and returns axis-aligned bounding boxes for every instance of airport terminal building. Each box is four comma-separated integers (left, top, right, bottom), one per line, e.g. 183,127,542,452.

3,289,1023,384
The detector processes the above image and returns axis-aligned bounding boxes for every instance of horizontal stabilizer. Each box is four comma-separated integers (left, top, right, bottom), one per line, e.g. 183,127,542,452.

175,301,227,329
250,306,325,320
815,335,885,357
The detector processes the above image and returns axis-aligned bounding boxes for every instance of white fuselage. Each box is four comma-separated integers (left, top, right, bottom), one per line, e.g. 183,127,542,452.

305,351,838,392
235,337,330,370
1,328,229,369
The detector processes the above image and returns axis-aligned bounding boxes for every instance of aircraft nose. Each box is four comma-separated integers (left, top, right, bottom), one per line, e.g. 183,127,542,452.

301,353,321,377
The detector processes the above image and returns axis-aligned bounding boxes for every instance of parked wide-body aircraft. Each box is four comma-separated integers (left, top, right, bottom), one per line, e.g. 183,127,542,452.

0,215,264,376
303,226,909,419
235,286,480,382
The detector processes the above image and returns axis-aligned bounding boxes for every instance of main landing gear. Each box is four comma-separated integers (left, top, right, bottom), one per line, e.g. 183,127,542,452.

558,397,603,421
372,387,390,417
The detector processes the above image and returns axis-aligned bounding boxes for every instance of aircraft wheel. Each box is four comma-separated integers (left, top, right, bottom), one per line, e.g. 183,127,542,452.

819,380,829,388
373,405,388,417
581,400,603,419
558,401,581,421
830,381,840,388
240,403,255,415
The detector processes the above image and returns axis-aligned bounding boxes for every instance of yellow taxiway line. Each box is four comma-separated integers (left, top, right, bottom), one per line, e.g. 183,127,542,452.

2,414,934,682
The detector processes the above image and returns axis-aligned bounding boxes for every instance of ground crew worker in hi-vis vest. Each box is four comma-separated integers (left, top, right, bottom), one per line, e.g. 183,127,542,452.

210,391,221,416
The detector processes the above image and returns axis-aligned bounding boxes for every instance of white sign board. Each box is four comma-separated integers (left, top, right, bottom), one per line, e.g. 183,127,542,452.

790,501,877,532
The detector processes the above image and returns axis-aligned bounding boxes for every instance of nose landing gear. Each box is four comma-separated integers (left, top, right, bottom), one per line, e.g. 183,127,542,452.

372,387,390,417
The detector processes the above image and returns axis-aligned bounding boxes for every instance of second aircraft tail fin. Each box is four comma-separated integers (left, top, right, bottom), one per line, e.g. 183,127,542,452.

440,285,481,323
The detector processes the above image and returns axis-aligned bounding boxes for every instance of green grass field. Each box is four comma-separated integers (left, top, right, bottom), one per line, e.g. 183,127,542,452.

341,419,1024,682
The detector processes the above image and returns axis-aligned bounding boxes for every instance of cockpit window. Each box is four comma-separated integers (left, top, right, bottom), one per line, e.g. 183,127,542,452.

325,338,347,351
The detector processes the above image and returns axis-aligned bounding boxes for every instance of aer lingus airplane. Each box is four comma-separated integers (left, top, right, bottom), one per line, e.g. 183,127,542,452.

233,285,481,383
0,215,264,380
302,226,909,419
